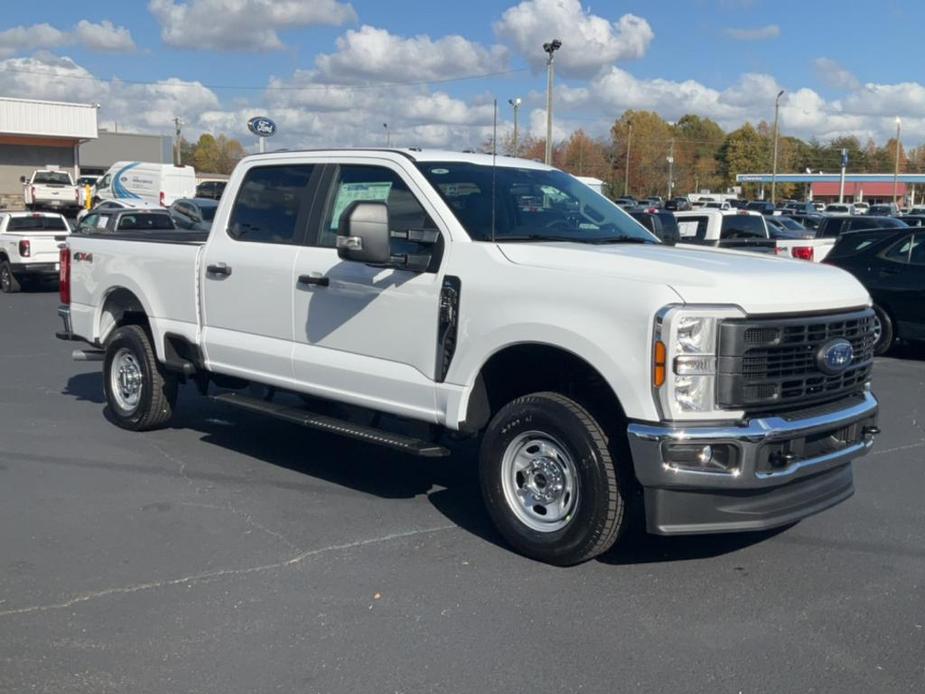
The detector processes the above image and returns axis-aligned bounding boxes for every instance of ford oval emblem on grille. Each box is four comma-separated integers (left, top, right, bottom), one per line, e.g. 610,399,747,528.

817,338,854,375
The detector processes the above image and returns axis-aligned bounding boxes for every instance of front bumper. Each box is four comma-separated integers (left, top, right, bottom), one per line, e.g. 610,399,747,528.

627,392,879,535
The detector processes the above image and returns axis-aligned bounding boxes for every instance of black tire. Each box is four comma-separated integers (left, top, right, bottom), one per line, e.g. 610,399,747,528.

479,392,626,566
872,305,894,356
103,325,177,431
0,261,21,293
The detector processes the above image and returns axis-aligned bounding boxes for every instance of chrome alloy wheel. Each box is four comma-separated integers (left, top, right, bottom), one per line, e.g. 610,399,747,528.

872,313,883,346
110,348,143,412
500,431,579,533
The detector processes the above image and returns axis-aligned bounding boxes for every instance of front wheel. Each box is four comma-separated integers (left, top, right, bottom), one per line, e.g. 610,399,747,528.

479,392,627,565
872,305,894,356
103,325,177,430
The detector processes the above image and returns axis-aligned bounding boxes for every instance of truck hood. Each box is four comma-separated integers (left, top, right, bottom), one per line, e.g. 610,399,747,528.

497,242,870,315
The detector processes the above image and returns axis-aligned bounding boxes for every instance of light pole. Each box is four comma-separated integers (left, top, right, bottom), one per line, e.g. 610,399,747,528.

893,117,902,205
770,89,784,204
383,122,390,147
624,119,632,197
543,39,561,166
508,97,522,156
173,116,183,165
667,139,675,200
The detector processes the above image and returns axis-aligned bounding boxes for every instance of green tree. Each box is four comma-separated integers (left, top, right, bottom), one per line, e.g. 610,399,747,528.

718,123,767,195
674,115,726,194
611,110,674,197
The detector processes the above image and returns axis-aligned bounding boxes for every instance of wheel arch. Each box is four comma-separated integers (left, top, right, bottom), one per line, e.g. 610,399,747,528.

98,286,152,345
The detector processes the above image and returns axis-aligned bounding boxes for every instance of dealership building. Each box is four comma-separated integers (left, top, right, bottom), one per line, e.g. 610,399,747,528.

737,172,925,205
0,96,174,209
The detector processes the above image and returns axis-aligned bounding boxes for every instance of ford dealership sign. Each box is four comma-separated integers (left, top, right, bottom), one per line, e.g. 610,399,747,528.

247,116,277,138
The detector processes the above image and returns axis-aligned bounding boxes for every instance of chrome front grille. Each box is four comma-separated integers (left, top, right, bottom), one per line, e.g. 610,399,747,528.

717,309,876,412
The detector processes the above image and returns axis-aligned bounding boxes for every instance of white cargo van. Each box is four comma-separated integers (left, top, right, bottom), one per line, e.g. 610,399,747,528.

94,162,196,207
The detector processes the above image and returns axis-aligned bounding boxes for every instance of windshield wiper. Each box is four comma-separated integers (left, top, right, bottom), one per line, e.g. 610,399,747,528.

585,236,653,244
494,234,589,243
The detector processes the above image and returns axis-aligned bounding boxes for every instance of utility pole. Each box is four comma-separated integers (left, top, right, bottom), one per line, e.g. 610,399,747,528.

383,123,390,147
893,117,902,205
508,98,522,156
173,117,183,166
543,39,561,166
624,119,632,196
770,90,784,205
667,139,675,199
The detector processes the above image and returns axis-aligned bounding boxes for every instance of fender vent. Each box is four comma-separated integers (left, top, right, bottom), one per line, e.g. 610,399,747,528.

436,275,461,383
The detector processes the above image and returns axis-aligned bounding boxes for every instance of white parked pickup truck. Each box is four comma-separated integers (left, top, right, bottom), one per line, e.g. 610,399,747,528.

57,149,881,565
0,211,69,293
21,169,80,212
674,208,777,254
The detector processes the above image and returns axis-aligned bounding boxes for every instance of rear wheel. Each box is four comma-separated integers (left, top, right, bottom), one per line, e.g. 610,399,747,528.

872,305,894,356
479,392,627,565
0,261,20,293
104,325,177,430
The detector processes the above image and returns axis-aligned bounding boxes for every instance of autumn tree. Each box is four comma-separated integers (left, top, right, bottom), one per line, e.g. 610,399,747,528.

558,130,610,180
611,110,674,197
717,123,767,196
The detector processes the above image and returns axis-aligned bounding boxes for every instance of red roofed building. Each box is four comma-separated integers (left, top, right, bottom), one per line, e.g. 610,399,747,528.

811,181,908,204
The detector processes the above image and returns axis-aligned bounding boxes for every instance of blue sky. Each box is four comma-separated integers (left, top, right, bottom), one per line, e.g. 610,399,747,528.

1,1,923,150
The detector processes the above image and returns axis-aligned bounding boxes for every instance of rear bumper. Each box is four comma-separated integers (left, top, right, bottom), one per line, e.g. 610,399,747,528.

627,392,879,535
9,262,59,277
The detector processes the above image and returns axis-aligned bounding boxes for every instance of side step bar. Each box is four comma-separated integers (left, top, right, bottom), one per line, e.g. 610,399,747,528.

211,392,451,458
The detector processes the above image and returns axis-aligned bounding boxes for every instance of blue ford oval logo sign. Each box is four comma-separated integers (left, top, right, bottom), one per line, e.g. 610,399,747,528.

817,338,854,375
247,116,276,137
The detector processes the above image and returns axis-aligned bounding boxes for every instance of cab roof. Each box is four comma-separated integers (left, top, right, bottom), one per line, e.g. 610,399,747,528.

244,148,554,171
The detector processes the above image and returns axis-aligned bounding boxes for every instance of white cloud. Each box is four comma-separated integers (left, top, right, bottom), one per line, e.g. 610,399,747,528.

813,57,861,92
494,0,653,77
73,20,136,52
148,0,357,51
0,21,134,57
313,25,508,83
724,24,780,41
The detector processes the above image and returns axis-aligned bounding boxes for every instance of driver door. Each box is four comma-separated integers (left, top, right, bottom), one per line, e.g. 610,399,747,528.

290,160,446,421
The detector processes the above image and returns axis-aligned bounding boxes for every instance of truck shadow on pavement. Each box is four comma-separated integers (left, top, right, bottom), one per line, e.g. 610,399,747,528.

61,375,785,565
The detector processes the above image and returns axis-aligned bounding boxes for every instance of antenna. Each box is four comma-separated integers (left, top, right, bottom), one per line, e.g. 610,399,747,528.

491,98,497,243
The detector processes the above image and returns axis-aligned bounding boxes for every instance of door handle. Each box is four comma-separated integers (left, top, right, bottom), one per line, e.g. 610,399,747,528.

207,263,232,277
879,267,901,276
298,274,330,287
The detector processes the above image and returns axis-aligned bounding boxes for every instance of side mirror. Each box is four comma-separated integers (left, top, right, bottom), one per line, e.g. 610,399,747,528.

19,175,26,183
337,201,391,264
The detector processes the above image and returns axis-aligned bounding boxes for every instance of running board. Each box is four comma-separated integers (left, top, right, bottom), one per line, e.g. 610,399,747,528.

210,392,451,458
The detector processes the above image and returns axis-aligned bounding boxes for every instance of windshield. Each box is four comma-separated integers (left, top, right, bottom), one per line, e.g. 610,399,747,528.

415,162,656,243
33,171,73,185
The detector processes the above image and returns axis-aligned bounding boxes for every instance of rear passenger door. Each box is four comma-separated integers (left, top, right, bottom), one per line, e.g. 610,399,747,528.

201,162,324,384
290,159,446,421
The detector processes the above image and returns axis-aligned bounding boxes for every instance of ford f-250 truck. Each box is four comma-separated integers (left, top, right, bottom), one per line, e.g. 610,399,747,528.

56,149,881,565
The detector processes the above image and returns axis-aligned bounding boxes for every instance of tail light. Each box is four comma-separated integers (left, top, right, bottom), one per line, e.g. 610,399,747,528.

160,191,166,207
792,246,815,261
59,247,70,305
18,239,30,257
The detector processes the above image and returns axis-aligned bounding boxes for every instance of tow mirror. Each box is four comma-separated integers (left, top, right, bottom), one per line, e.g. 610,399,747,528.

19,175,26,183
337,201,391,265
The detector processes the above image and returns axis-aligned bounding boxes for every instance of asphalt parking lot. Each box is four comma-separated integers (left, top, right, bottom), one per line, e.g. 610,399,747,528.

2,290,924,693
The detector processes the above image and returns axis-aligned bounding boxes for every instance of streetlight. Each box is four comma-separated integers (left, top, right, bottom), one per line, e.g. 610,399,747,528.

508,97,522,156
383,122,390,147
893,117,902,205
543,39,561,166
623,118,633,197
770,89,784,204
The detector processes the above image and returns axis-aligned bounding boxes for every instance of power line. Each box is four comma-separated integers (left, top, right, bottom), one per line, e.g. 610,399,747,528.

0,64,530,91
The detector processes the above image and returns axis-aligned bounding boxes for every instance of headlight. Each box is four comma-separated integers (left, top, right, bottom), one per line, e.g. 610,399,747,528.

653,305,745,421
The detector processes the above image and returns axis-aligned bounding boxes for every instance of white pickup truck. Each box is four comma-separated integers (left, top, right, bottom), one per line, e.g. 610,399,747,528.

0,211,69,292
57,149,881,565
21,169,80,212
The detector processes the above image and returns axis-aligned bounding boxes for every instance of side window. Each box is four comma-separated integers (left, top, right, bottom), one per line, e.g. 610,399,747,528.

228,165,317,244
883,234,914,264
317,165,436,249
79,213,98,231
910,233,925,265
823,219,846,238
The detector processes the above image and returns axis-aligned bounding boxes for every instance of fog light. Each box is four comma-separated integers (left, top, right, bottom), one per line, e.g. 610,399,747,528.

663,443,739,474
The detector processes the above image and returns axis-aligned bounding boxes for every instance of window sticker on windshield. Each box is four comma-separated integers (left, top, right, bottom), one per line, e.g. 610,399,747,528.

677,220,699,238
330,182,392,228
430,168,449,175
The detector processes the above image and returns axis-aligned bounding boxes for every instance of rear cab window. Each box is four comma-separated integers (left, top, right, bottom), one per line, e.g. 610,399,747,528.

7,216,68,231
720,214,768,239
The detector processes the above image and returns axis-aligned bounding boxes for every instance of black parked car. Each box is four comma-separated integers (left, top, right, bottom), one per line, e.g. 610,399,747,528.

76,208,176,234
815,215,907,239
169,197,219,231
664,197,691,211
627,207,680,244
767,215,813,239
745,200,776,215
786,213,825,231
613,196,637,208
825,228,925,354
782,201,817,215
195,180,227,200
867,203,901,217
